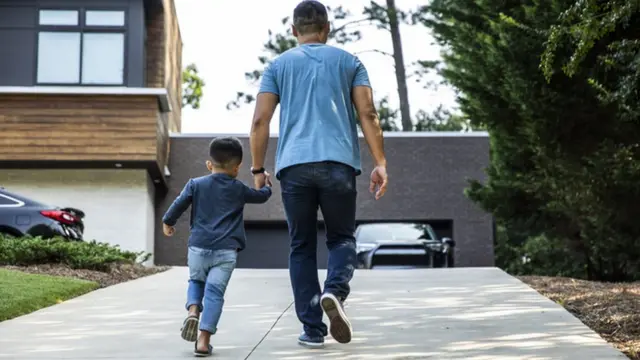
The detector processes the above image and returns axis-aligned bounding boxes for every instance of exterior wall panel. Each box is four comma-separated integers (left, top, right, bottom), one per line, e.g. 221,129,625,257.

0,94,159,162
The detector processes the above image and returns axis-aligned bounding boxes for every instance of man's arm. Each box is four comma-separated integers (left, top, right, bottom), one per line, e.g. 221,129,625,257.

244,184,272,204
250,63,280,172
162,179,194,226
352,59,386,168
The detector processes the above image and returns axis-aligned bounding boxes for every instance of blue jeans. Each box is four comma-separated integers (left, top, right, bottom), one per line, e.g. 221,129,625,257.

279,161,358,338
186,247,237,334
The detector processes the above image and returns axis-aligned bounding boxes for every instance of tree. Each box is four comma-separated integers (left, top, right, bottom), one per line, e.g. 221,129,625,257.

227,3,417,131
182,63,205,110
541,1,640,120
418,0,640,281
414,105,478,132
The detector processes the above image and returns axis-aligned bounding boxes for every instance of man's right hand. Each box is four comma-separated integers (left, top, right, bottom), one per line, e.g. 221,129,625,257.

370,166,388,200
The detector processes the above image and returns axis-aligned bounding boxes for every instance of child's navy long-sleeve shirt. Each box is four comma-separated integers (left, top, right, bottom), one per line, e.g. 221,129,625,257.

162,173,272,251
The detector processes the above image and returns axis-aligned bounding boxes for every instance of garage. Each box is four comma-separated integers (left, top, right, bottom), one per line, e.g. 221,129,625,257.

240,222,328,269
238,220,453,269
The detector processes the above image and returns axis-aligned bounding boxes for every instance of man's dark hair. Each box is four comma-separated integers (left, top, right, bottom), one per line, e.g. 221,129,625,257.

209,137,243,169
293,1,329,35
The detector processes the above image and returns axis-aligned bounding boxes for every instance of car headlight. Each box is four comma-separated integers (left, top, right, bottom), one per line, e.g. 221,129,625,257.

356,242,377,253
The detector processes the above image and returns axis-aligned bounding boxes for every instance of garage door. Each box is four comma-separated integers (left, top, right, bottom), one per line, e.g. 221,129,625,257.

240,223,328,269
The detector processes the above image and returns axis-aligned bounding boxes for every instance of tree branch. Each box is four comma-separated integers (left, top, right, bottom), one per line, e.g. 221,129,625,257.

354,49,394,58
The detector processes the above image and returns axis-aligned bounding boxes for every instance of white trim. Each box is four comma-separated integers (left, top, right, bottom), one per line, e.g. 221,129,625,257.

0,86,171,113
0,193,25,208
170,131,489,138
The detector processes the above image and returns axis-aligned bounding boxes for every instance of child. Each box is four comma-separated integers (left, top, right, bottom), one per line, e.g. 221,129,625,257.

162,137,272,357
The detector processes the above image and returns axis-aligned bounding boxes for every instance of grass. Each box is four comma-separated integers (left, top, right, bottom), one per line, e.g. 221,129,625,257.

520,275,640,360
0,269,99,322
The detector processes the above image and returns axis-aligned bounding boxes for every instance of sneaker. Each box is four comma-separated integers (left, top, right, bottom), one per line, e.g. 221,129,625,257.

298,332,325,348
320,292,352,344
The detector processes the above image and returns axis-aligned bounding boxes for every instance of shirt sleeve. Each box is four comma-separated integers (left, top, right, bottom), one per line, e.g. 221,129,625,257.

352,57,371,88
243,185,272,204
162,179,194,226
258,62,280,96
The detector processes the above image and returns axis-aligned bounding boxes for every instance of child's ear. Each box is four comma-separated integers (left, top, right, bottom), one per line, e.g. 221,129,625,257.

205,160,213,171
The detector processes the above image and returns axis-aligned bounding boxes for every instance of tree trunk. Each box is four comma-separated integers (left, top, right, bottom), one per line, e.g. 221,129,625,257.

386,0,412,132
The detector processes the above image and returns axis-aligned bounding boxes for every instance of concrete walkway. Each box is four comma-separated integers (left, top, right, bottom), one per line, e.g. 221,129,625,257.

0,268,627,360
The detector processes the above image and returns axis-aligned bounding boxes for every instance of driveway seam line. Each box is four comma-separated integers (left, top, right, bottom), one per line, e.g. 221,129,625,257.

243,300,295,359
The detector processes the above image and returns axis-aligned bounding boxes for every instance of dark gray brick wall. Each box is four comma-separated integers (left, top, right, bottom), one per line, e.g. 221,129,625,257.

154,133,493,267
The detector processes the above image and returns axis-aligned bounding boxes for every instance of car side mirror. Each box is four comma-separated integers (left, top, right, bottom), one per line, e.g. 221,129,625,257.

442,237,455,247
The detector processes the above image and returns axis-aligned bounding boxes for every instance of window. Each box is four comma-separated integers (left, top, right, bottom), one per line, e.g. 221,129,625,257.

36,9,126,85
0,194,24,208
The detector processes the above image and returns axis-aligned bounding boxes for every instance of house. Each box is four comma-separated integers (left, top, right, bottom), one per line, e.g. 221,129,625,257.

0,0,494,268
0,0,181,262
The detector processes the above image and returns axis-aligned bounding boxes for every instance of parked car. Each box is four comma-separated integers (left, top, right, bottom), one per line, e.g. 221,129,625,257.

355,222,455,269
0,187,85,240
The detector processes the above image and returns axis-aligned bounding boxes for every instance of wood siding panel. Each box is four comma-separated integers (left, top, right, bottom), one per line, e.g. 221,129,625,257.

145,0,182,133
0,94,159,162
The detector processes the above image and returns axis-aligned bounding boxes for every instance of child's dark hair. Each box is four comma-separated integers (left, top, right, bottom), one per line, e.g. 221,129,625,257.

209,137,243,169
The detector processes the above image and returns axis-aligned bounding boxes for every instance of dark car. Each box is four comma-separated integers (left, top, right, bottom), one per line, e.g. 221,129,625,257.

0,187,85,240
355,222,455,269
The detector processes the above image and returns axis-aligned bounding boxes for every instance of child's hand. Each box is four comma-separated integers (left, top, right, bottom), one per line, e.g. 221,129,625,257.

265,172,273,187
163,223,175,237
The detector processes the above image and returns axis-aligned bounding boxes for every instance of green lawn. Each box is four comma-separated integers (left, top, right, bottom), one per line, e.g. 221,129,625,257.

0,269,99,322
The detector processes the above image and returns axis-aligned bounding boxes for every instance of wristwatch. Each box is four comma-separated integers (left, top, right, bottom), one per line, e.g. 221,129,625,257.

251,167,266,175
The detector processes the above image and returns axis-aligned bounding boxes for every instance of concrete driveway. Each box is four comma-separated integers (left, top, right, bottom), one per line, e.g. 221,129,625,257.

0,268,627,359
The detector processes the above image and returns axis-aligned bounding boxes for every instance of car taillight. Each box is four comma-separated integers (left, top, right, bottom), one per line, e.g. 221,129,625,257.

40,210,78,225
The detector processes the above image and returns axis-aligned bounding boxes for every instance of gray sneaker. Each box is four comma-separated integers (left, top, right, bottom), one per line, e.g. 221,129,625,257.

320,293,352,343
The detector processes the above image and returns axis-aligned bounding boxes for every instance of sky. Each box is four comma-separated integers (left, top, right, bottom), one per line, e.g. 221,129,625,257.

174,0,457,134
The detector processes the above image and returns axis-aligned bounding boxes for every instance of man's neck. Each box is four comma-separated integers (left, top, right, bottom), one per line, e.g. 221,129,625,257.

297,35,324,45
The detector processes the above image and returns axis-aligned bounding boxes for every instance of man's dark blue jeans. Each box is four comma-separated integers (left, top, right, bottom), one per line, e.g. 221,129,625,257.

279,161,358,338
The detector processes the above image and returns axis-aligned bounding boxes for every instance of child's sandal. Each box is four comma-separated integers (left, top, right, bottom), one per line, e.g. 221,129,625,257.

194,341,213,357
181,315,199,342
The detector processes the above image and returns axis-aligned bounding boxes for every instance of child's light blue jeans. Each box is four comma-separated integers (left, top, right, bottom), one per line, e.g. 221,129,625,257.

186,247,237,334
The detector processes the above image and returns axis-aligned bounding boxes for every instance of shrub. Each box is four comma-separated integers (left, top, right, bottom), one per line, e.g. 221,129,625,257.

0,235,151,272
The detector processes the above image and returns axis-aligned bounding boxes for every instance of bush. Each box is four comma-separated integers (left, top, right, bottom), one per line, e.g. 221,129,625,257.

0,235,151,272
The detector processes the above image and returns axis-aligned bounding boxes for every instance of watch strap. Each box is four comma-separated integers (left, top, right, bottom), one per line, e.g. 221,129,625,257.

251,167,266,175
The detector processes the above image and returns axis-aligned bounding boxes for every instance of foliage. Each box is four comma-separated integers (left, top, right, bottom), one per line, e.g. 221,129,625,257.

182,63,205,110
540,1,640,120
0,269,98,321
420,0,640,281
0,235,150,272
414,105,479,132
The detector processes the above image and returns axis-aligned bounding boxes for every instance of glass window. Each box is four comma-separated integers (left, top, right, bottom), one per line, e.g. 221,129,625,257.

81,33,125,84
357,223,437,242
37,32,81,84
39,10,79,26
0,194,22,207
85,11,125,27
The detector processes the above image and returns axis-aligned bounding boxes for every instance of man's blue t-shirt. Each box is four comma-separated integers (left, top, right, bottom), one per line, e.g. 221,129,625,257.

258,44,371,177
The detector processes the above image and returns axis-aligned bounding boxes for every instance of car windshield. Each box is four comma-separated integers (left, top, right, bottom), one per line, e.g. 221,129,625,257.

357,223,438,242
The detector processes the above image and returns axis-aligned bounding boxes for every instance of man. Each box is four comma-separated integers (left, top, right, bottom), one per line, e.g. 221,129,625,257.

249,0,388,348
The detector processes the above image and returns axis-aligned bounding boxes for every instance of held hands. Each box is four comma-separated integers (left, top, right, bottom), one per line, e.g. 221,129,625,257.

370,166,388,200
253,171,272,189
163,223,175,237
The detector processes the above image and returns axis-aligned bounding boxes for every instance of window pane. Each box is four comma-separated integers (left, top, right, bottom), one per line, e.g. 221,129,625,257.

81,33,124,85
85,11,125,26
0,195,19,206
37,32,80,84
39,10,78,25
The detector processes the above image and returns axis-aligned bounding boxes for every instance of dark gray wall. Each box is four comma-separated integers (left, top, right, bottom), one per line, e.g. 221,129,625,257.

0,0,145,87
155,133,494,268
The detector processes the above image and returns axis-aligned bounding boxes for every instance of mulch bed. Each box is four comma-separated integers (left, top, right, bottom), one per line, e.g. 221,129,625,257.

1,263,170,288
520,275,640,360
